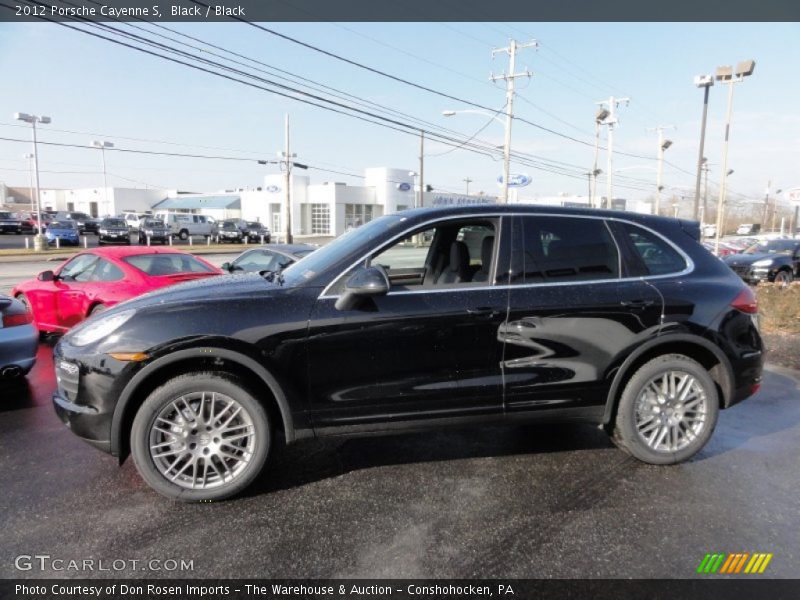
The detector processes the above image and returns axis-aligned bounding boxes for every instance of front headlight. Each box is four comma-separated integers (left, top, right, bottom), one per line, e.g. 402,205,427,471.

70,309,136,347
752,259,773,267
99,229,108,234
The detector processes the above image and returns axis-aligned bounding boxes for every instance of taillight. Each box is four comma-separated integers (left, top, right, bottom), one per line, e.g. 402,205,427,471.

2,311,33,327
731,287,758,314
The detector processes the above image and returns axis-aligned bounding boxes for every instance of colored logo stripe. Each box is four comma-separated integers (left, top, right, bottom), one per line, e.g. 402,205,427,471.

697,552,772,574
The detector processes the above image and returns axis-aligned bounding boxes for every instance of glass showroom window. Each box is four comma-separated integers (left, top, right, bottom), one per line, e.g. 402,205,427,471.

344,204,375,230
311,204,331,235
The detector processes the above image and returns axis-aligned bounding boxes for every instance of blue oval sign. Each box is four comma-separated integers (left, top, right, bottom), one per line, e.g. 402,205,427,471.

497,173,532,188
266,185,281,193
397,182,412,191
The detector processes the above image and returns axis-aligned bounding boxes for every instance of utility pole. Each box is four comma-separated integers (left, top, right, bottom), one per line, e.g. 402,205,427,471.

91,140,114,217
463,177,473,196
649,125,675,216
491,38,537,204
693,75,714,221
592,107,609,208
282,114,293,244
762,180,772,228
419,130,425,208
23,153,35,224
596,96,629,207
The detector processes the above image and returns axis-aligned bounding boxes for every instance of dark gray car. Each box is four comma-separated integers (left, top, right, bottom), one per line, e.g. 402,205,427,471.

0,295,37,379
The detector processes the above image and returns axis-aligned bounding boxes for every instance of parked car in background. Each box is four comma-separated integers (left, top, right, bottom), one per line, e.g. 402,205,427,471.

13,247,222,334
216,221,245,243
98,218,131,245
702,224,717,238
122,212,151,231
736,223,761,236
221,243,316,273
244,221,271,243
0,294,37,379
702,241,739,258
138,219,170,245
0,211,32,234
44,220,80,246
50,206,762,501
723,238,800,284
54,211,96,234
155,212,215,240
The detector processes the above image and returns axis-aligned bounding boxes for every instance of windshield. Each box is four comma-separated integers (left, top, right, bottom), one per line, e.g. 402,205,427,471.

102,219,127,227
143,219,164,227
0,212,12,219
49,221,75,229
280,215,405,286
744,240,796,255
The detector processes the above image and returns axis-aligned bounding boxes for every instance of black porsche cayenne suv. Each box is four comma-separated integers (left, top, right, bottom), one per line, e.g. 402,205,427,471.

52,205,763,501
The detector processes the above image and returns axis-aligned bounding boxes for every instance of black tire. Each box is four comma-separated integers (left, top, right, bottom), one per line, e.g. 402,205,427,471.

179,229,189,241
611,354,719,465
131,372,271,502
265,236,271,244
774,270,793,286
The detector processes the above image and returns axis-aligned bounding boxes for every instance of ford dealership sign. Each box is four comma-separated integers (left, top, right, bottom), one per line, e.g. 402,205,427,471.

266,185,281,193
397,182,412,191
497,173,532,188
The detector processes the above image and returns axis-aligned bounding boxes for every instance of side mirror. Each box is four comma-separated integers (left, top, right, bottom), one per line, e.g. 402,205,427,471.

221,262,232,272
37,270,55,282
335,266,390,311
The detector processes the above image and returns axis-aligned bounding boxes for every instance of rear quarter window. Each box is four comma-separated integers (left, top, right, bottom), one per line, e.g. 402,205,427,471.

617,222,687,276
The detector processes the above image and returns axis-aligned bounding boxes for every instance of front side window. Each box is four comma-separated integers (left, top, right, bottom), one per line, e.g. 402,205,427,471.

59,254,100,281
124,253,215,276
233,250,286,272
515,216,619,284
327,218,497,295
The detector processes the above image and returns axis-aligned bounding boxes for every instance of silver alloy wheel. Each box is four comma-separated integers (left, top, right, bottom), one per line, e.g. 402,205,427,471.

634,370,708,453
148,391,256,490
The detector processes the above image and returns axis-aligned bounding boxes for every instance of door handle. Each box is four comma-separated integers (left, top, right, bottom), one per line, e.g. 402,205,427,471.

467,307,500,318
620,299,655,310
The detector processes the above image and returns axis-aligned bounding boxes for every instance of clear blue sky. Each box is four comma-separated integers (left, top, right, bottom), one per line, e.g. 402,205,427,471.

0,21,798,203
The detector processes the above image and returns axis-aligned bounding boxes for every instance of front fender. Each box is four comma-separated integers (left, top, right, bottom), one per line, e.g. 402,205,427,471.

109,342,300,457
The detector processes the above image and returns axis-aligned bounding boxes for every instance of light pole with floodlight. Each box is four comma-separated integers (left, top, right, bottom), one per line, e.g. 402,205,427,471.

91,140,114,217
693,75,714,220
14,112,50,250
714,60,755,253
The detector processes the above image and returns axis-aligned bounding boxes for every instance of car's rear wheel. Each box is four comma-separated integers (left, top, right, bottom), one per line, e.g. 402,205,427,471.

131,372,271,501
179,229,189,241
612,354,718,465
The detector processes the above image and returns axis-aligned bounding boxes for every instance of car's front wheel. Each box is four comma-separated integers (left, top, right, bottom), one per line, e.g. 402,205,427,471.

131,372,271,501
612,354,718,465
774,270,793,286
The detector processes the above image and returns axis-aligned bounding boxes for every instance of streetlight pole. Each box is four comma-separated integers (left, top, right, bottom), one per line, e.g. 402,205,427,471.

592,108,609,208
596,97,629,207
714,60,755,254
649,125,674,215
701,159,709,225
14,112,50,250
23,153,35,223
91,140,114,217
693,75,714,221
490,39,537,204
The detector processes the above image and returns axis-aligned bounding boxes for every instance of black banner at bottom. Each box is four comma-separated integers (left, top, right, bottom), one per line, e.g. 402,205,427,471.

2,579,799,600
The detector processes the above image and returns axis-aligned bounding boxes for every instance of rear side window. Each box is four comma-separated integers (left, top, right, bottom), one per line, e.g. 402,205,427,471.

618,223,686,276
514,216,619,284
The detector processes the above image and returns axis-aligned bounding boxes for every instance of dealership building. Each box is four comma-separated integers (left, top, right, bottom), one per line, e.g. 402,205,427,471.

4,167,647,240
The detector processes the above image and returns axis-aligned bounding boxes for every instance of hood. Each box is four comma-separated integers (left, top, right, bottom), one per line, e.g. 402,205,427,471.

115,272,283,312
724,252,781,266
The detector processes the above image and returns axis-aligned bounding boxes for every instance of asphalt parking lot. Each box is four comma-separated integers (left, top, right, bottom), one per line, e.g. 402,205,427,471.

1,341,798,579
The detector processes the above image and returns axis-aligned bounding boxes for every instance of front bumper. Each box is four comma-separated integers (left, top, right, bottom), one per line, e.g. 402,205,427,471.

729,265,773,284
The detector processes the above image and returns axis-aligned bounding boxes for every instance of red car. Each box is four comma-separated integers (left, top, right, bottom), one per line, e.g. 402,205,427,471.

12,247,222,333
